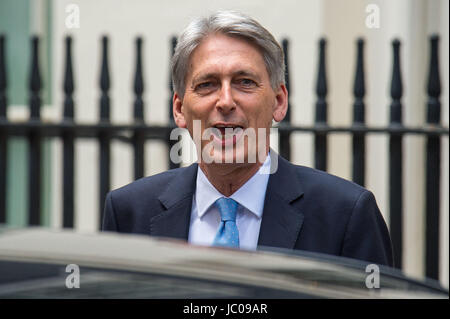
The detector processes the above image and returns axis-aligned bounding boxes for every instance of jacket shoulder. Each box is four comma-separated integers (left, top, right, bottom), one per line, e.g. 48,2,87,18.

107,164,196,215
111,167,181,200
102,164,197,233
283,161,392,266
288,161,368,200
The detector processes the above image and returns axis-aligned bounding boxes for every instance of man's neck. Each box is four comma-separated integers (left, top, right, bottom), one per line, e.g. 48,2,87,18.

198,154,268,197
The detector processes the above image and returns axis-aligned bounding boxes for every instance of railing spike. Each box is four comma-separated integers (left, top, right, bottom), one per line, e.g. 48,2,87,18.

134,36,144,121
133,36,145,179
282,38,291,96
0,35,6,119
390,39,402,124
316,38,328,100
29,36,41,119
99,35,110,121
426,35,441,124
63,36,74,120
169,36,177,93
390,40,403,100
353,38,365,101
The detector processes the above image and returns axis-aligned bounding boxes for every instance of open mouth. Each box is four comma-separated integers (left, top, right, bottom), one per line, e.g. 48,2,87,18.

210,124,244,146
213,124,244,135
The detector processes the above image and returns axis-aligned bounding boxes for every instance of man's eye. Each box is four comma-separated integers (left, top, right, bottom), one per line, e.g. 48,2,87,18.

238,79,256,87
196,82,213,90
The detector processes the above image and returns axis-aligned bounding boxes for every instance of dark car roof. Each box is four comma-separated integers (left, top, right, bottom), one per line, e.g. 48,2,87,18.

0,227,447,299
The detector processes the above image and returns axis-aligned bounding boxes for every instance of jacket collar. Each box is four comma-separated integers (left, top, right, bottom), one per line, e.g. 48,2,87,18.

151,163,198,240
257,151,305,249
151,150,305,249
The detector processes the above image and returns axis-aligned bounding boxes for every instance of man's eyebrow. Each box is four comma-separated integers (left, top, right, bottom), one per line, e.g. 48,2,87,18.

191,70,261,85
191,73,218,85
233,70,260,79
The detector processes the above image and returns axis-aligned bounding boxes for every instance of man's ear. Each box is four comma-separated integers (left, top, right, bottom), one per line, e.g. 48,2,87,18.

272,84,288,122
173,92,187,128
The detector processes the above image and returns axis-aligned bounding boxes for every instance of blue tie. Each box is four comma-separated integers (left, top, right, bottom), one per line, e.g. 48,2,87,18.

212,197,239,248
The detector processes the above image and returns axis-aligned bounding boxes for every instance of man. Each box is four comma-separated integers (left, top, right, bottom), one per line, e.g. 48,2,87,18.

102,11,393,267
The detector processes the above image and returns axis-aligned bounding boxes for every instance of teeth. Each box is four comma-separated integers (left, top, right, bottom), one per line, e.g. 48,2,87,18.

214,125,242,128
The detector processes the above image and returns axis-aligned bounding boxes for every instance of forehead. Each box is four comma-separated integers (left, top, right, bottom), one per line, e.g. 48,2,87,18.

187,33,268,80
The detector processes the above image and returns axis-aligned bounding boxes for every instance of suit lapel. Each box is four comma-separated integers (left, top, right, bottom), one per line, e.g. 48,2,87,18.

149,153,305,249
258,153,305,249
150,163,198,241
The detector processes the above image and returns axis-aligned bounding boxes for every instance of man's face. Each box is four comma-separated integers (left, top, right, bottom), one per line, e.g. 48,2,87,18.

173,33,287,165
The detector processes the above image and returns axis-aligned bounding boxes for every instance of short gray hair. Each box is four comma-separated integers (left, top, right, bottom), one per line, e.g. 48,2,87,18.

171,11,285,97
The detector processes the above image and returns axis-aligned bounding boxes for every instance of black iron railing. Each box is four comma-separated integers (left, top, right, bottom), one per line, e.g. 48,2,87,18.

0,34,447,281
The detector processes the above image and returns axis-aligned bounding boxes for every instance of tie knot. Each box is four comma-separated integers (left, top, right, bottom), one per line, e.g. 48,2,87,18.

215,197,238,222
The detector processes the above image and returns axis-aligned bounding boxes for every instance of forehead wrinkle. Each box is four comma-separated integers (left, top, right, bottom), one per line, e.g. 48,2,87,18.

186,34,269,88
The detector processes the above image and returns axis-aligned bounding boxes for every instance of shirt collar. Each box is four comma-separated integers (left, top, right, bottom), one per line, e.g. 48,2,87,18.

195,153,271,219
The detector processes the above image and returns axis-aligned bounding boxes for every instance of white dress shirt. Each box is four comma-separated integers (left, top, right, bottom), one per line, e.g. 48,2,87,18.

188,153,271,251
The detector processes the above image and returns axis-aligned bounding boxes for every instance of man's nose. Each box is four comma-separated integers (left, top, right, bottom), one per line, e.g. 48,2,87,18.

216,83,236,114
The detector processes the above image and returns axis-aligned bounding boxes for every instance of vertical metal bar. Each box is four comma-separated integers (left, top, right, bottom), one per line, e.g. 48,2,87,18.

168,36,177,125
0,37,5,119
425,35,441,280
279,39,291,161
314,38,328,171
133,37,145,180
63,36,75,228
352,38,366,187
99,36,110,227
28,36,42,226
168,36,179,169
389,39,403,269
0,35,7,223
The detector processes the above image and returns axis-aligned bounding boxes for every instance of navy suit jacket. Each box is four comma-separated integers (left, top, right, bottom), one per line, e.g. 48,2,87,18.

102,153,394,267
